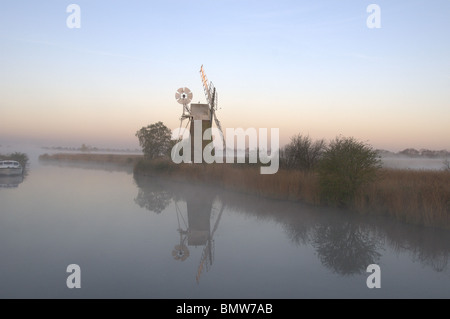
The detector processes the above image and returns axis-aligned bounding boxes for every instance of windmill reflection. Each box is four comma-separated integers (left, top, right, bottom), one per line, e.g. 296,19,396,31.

172,192,225,283
172,201,190,262
133,175,225,283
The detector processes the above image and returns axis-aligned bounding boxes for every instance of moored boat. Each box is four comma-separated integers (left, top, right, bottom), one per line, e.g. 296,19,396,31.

0,160,23,176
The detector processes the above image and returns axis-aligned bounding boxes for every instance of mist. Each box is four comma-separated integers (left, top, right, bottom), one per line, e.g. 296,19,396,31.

381,155,449,171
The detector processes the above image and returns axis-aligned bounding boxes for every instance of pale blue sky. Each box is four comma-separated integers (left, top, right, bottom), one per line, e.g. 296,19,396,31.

1,1,449,150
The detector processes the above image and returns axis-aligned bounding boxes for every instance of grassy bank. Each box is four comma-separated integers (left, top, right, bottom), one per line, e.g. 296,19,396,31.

134,159,450,230
39,153,143,166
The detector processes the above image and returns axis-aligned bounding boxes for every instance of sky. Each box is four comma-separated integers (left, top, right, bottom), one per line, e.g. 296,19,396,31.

0,0,449,151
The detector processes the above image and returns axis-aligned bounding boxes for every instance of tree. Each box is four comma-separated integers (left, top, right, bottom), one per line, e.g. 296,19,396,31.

318,136,381,206
80,144,89,152
136,121,173,160
312,220,382,276
281,134,326,170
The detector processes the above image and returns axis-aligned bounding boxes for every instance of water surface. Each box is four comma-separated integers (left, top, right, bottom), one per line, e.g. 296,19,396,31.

0,149,449,298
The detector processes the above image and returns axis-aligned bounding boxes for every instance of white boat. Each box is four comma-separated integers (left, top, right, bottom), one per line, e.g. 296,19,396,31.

0,160,23,176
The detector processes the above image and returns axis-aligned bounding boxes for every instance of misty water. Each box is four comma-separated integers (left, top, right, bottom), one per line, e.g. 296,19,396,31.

0,147,449,298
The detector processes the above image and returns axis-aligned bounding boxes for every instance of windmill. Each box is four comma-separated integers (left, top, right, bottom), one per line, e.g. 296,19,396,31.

174,87,193,140
174,66,225,162
199,65,226,147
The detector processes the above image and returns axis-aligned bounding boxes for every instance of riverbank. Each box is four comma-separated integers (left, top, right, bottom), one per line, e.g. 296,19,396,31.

39,153,450,230
39,152,143,166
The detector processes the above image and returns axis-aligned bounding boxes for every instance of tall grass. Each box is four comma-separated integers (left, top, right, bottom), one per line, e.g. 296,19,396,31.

134,159,320,202
135,159,450,229
354,169,450,229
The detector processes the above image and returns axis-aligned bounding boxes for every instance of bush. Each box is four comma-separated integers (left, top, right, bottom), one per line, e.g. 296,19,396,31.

281,134,326,171
318,136,381,206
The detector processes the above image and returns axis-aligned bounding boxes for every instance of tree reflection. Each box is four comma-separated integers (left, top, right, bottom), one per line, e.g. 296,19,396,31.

382,223,450,273
414,251,448,272
312,220,382,276
134,176,172,214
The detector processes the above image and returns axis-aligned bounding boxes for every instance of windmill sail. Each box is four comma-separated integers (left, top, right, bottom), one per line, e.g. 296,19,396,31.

200,65,211,104
213,110,225,146
200,65,225,148
175,87,193,140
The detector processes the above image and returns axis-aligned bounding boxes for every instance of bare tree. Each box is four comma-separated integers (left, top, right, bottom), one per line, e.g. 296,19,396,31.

281,134,326,171
443,158,450,171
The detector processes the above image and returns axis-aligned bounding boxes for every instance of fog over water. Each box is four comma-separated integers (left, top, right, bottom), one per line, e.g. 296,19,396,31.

381,156,448,171
0,145,449,298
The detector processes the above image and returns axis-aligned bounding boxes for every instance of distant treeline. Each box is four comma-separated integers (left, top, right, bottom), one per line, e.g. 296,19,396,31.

40,143,449,159
378,148,450,158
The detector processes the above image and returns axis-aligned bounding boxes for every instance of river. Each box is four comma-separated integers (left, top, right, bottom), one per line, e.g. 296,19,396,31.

0,147,449,298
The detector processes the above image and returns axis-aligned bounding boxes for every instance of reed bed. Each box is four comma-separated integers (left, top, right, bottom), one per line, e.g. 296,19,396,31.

39,153,143,165
354,169,450,229
135,160,450,229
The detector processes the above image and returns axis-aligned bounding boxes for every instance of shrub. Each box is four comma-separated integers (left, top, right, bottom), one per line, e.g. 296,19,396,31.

318,136,381,206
